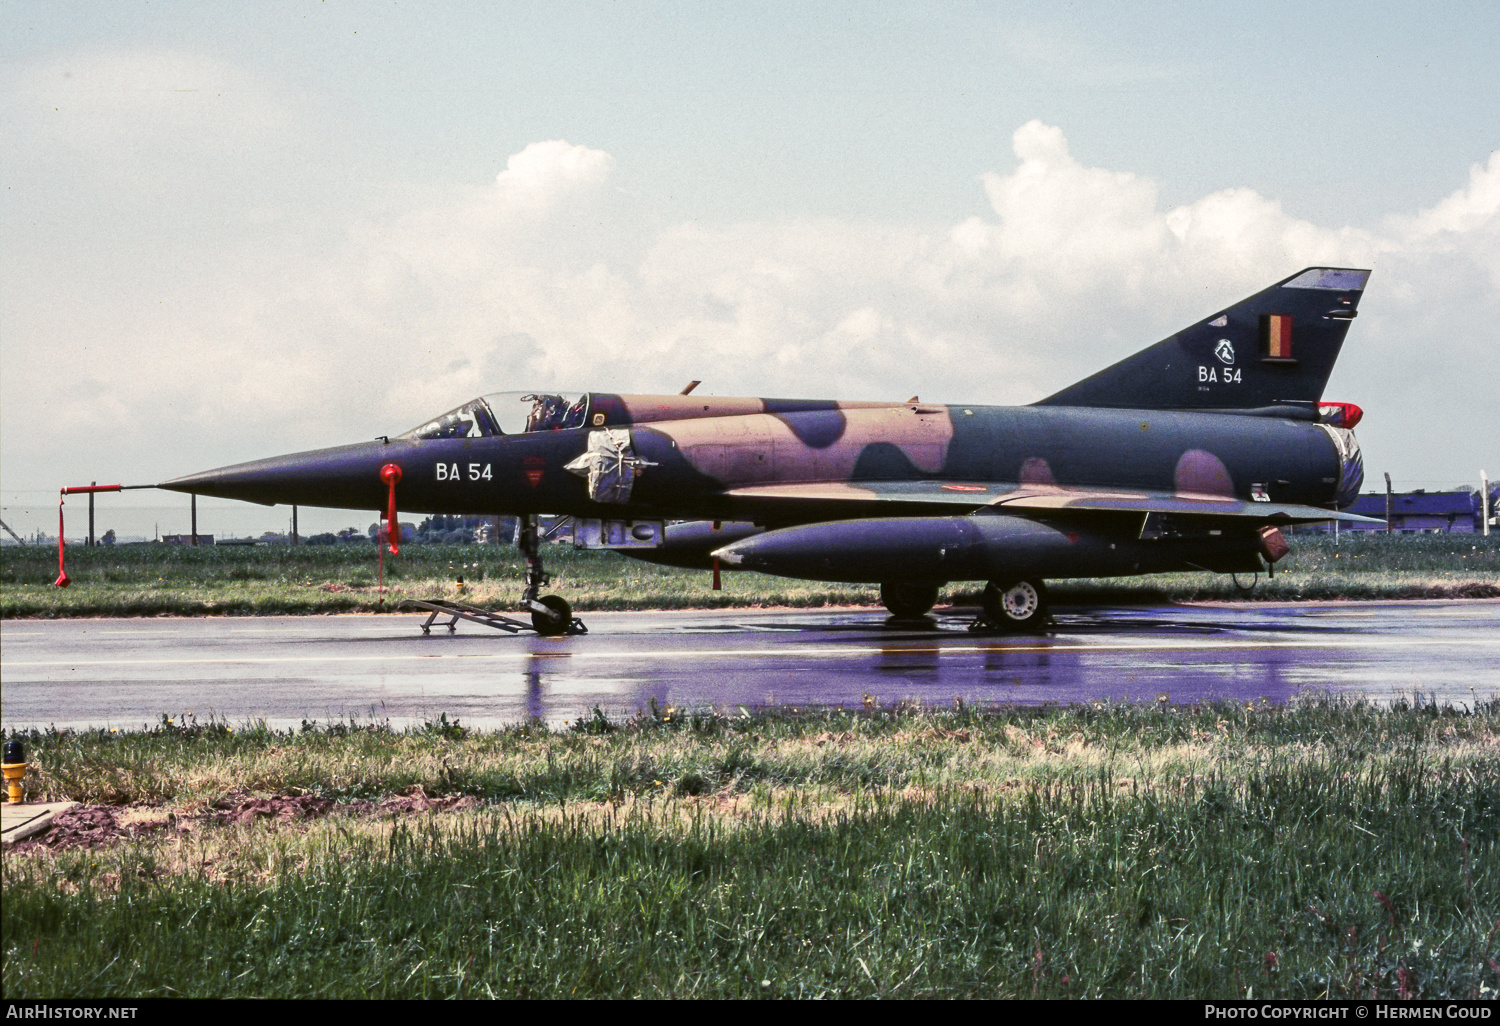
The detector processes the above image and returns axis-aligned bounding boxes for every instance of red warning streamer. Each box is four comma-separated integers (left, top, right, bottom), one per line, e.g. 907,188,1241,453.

55,499,69,588
54,485,124,588
381,464,402,554
376,464,402,609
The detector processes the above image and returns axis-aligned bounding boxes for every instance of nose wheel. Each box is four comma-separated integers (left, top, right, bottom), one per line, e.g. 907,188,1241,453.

518,515,585,636
530,594,575,636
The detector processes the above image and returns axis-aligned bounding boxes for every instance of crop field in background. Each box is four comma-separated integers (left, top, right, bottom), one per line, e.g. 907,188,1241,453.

3,698,1496,999
2,532,1497,617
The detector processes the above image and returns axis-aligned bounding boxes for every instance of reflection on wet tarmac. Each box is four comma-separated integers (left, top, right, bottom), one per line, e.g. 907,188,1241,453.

1,602,1495,731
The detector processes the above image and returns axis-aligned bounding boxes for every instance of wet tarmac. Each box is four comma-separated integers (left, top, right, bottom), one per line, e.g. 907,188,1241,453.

2,602,1496,731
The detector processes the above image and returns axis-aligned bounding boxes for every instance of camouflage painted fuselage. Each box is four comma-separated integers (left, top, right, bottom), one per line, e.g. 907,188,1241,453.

164,397,1358,522
161,266,1375,586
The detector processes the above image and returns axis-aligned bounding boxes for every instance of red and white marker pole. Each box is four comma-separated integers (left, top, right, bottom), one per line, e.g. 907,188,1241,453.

55,498,68,588
54,484,124,588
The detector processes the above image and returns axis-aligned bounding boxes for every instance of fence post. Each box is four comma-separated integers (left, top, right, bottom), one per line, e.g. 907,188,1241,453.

1483,471,1491,537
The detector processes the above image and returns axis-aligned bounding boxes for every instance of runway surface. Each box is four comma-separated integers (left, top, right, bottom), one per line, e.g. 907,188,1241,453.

2,601,1496,731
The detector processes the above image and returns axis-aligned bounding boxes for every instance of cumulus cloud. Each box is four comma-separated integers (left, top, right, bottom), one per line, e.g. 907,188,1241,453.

493,140,615,216
3,119,1496,507
1402,151,1500,241
948,120,1379,323
246,122,1500,473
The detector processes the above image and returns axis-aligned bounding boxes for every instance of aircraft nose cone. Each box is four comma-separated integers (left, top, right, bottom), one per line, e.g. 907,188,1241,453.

160,439,415,510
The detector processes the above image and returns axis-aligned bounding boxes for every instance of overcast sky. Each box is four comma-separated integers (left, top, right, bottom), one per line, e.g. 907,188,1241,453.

3,1,1497,539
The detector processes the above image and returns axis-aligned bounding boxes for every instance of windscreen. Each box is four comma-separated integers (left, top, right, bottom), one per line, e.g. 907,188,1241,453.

401,397,499,440
400,391,590,439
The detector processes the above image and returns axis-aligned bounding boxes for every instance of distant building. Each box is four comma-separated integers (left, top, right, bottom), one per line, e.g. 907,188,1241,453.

161,534,215,545
1308,489,1482,533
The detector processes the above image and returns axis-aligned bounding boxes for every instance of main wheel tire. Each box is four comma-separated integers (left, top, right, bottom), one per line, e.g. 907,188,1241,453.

881,581,941,619
531,594,573,636
981,579,1049,632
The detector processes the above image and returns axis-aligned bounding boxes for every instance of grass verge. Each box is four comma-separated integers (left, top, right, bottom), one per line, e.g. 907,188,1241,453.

4,698,1497,998
3,533,1497,618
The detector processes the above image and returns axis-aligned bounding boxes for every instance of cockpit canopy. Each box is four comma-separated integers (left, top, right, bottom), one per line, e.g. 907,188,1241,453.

400,392,590,440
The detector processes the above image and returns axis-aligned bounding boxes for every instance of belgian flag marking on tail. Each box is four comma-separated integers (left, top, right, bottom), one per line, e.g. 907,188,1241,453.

1262,314,1295,362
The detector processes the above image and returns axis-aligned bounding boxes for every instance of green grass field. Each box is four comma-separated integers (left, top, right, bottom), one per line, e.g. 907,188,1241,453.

4,531,1495,996
3,699,1497,998
3,532,1496,617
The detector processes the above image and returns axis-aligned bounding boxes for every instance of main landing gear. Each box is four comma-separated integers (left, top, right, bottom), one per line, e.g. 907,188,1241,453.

517,515,585,636
880,581,940,619
880,578,1051,633
977,578,1050,633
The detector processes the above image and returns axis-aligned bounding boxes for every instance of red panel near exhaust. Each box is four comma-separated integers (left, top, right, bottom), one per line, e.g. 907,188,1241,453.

1318,402,1363,429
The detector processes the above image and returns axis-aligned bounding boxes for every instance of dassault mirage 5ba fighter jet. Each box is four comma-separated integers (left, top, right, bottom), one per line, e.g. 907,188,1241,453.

162,267,1380,634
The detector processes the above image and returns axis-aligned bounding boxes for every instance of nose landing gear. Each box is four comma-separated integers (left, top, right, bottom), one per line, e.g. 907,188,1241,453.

404,515,585,637
518,515,585,636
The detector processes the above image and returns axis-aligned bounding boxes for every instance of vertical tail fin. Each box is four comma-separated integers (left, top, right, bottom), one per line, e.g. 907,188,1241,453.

1035,267,1371,415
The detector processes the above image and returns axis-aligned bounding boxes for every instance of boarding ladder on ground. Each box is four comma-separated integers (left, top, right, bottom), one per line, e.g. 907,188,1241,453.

403,598,587,636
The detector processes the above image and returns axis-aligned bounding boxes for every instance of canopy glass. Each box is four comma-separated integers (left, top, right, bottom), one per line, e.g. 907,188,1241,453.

400,392,590,439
